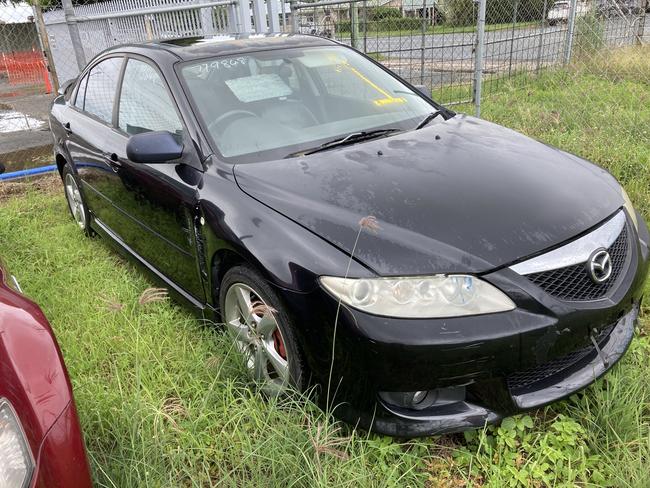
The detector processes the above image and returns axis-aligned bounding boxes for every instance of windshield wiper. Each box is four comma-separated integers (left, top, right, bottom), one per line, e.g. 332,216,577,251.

415,110,445,130
287,129,401,157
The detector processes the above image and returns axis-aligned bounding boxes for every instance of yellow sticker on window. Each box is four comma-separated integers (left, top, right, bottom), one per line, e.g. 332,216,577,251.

373,97,407,106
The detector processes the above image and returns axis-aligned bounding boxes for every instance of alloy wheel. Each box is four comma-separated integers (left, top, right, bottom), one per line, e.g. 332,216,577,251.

64,173,86,230
223,283,290,396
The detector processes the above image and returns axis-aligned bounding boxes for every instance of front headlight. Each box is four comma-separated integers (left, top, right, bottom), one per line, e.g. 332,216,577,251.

0,400,34,488
320,275,515,318
621,187,639,233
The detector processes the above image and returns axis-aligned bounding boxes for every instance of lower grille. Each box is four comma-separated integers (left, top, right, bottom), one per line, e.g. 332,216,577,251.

507,324,614,392
527,226,628,301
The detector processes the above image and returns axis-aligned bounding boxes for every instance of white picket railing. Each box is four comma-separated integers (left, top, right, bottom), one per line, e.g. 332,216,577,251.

42,0,290,83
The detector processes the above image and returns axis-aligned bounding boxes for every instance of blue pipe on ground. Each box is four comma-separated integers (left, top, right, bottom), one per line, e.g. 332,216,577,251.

0,165,58,181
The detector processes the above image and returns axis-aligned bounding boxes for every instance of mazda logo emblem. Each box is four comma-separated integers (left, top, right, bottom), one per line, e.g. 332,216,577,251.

587,249,612,283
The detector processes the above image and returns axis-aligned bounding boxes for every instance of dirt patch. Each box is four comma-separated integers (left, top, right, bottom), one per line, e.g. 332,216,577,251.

0,144,53,172
0,174,61,203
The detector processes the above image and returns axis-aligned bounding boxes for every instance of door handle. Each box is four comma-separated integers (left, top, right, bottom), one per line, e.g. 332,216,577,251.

63,122,73,134
103,153,121,172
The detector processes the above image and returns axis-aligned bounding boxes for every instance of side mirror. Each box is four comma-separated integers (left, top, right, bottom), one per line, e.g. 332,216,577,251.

58,78,77,97
414,84,430,97
126,131,183,164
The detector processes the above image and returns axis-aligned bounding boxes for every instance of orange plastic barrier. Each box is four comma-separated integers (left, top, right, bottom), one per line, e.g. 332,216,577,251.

1,50,52,94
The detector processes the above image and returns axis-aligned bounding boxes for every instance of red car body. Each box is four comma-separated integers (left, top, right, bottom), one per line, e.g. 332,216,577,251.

0,262,92,487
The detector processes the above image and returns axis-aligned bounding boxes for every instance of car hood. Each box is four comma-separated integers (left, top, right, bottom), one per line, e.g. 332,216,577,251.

233,115,623,276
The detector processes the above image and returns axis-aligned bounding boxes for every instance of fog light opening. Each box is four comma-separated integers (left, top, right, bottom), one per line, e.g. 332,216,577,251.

378,386,466,411
411,390,428,405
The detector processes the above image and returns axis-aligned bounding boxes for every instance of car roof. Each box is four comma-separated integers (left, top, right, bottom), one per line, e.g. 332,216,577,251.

104,34,338,62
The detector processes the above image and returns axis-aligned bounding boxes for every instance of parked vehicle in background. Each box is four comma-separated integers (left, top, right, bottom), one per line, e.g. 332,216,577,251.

0,229,92,487
298,21,333,38
49,34,649,437
596,0,644,16
548,0,590,24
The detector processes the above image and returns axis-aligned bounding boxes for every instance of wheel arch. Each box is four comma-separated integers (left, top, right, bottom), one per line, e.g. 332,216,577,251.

210,248,246,307
55,153,68,177
209,247,279,312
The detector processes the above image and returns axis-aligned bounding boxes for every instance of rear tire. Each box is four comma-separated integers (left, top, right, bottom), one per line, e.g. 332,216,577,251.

62,164,91,236
219,265,308,397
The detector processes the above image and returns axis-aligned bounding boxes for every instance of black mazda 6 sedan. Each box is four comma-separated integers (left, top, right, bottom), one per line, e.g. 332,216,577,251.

49,34,649,437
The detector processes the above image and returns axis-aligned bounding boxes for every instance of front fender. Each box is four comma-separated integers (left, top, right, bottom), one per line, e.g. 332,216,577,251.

0,275,74,460
199,167,375,299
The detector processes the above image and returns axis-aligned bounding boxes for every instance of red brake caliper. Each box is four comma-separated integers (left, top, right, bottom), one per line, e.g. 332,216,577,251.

272,329,287,360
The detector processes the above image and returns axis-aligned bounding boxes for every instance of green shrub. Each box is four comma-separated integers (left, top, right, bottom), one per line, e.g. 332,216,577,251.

443,0,475,26
443,0,547,27
366,6,402,20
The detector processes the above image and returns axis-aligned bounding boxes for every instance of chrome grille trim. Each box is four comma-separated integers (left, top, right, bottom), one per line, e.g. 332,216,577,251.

510,211,626,276
526,226,628,301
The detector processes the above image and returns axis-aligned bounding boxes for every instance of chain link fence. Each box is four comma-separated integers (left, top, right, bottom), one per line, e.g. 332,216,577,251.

1,2,55,173
0,0,648,175
292,0,648,106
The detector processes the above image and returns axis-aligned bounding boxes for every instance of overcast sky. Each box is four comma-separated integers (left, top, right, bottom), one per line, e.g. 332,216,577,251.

0,2,33,24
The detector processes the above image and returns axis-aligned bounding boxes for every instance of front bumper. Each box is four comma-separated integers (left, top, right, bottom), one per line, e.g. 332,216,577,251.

278,211,649,437
365,303,638,437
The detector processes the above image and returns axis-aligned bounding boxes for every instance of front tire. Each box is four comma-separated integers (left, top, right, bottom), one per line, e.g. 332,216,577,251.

62,164,91,235
219,265,307,397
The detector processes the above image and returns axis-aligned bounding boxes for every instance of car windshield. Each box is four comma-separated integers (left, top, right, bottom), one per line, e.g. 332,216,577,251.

180,45,436,163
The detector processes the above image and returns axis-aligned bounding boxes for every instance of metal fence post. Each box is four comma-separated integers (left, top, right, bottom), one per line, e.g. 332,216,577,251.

236,0,253,33
33,2,60,93
228,4,239,33
350,2,360,50
268,0,281,32
473,0,487,118
61,0,86,71
637,0,648,45
363,0,368,53
281,0,287,32
290,0,299,33
535,0,548,74
420,0,427,85
508,0,519,78
564,0,578,64
252,0,267,32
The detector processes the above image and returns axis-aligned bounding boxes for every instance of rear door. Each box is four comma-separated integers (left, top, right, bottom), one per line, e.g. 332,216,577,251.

65,56,125,231
101,57,205,300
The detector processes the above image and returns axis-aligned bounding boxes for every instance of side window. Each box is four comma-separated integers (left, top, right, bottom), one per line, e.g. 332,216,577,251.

118,59,184,136
74,74,88,109
83,57,123,124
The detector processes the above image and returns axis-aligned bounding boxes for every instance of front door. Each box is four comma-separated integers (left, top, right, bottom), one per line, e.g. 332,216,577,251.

101,57,205,301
